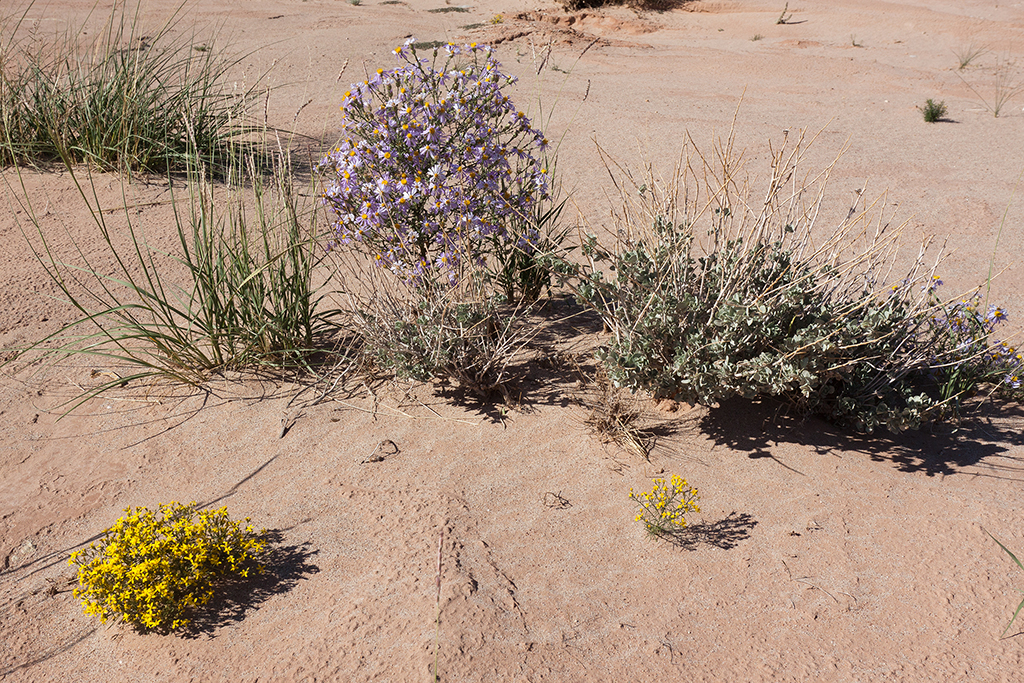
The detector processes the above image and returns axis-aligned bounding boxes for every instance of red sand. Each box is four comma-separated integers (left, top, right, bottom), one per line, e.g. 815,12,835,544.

3,1,1024,680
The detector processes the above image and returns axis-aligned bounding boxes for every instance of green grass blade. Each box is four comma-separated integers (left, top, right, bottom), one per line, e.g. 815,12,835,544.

987,530,1024,637
989,531,1024,572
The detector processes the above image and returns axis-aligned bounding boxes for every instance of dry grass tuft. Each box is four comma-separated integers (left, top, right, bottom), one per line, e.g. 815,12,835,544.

579,366,657,460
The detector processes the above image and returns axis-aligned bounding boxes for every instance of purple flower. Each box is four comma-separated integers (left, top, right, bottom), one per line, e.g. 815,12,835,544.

987,305,1008,326
923,275,943,293
318,41,549,286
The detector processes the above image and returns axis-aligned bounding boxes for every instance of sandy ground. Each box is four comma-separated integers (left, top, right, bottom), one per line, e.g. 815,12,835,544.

3,0,1024,680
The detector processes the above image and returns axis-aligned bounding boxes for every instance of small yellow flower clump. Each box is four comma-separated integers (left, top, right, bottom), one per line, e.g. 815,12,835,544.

629,475,700,537
68,502,266,632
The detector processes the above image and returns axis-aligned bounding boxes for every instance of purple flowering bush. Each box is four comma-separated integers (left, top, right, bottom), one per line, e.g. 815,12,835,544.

320,41,563,395
318,40,556,302
924,278,1024,404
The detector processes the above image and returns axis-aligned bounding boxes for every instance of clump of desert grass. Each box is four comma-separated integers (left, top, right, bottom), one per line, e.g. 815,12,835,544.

4,141,350,412
0,1,260,176
0,3,359,412
955,52,1024,118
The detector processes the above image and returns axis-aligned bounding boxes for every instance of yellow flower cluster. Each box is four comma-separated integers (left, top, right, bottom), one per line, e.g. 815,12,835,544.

68,502,266,632
629,474,700,536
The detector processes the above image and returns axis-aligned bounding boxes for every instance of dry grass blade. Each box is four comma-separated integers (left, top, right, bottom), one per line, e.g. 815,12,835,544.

334,243,546,405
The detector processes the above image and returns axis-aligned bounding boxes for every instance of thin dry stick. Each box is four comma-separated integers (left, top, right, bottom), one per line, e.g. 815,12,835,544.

433,528,443,683
782,559,840,604
984,163,1024,310
332,398,481,425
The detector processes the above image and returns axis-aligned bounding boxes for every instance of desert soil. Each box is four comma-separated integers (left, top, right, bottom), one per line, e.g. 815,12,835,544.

2,0,1024,681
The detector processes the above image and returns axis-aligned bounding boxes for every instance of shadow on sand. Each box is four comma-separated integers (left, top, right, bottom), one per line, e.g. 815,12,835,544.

699,396,1024,480
181,530,320,637
655,512,759,551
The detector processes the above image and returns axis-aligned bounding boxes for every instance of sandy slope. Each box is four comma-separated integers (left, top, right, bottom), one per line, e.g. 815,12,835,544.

2,0,1024,680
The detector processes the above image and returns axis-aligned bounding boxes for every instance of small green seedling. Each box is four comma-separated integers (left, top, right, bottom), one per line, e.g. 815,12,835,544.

922,99,948,123
776,3,791,24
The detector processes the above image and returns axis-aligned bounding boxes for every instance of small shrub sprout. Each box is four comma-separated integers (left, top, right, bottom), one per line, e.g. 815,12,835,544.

922,98,948,122
777,3,792,25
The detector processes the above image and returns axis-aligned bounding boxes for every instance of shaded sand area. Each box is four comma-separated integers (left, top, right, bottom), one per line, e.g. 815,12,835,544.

2,0,1024,680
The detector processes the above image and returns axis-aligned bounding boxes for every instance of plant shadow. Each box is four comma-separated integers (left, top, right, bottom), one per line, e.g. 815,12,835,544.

180,530,319,637
656,512,758,551
561,0,695,11
700,396,1024,480
432,293,606,421
0,625,99,679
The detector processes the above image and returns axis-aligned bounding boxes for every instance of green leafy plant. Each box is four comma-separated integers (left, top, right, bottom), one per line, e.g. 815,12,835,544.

0,1,259,175
630,475,700,537
567,131,1022,433
751,34,764,42
922,98,948,122
987,531,1024,638
68,502,266,632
